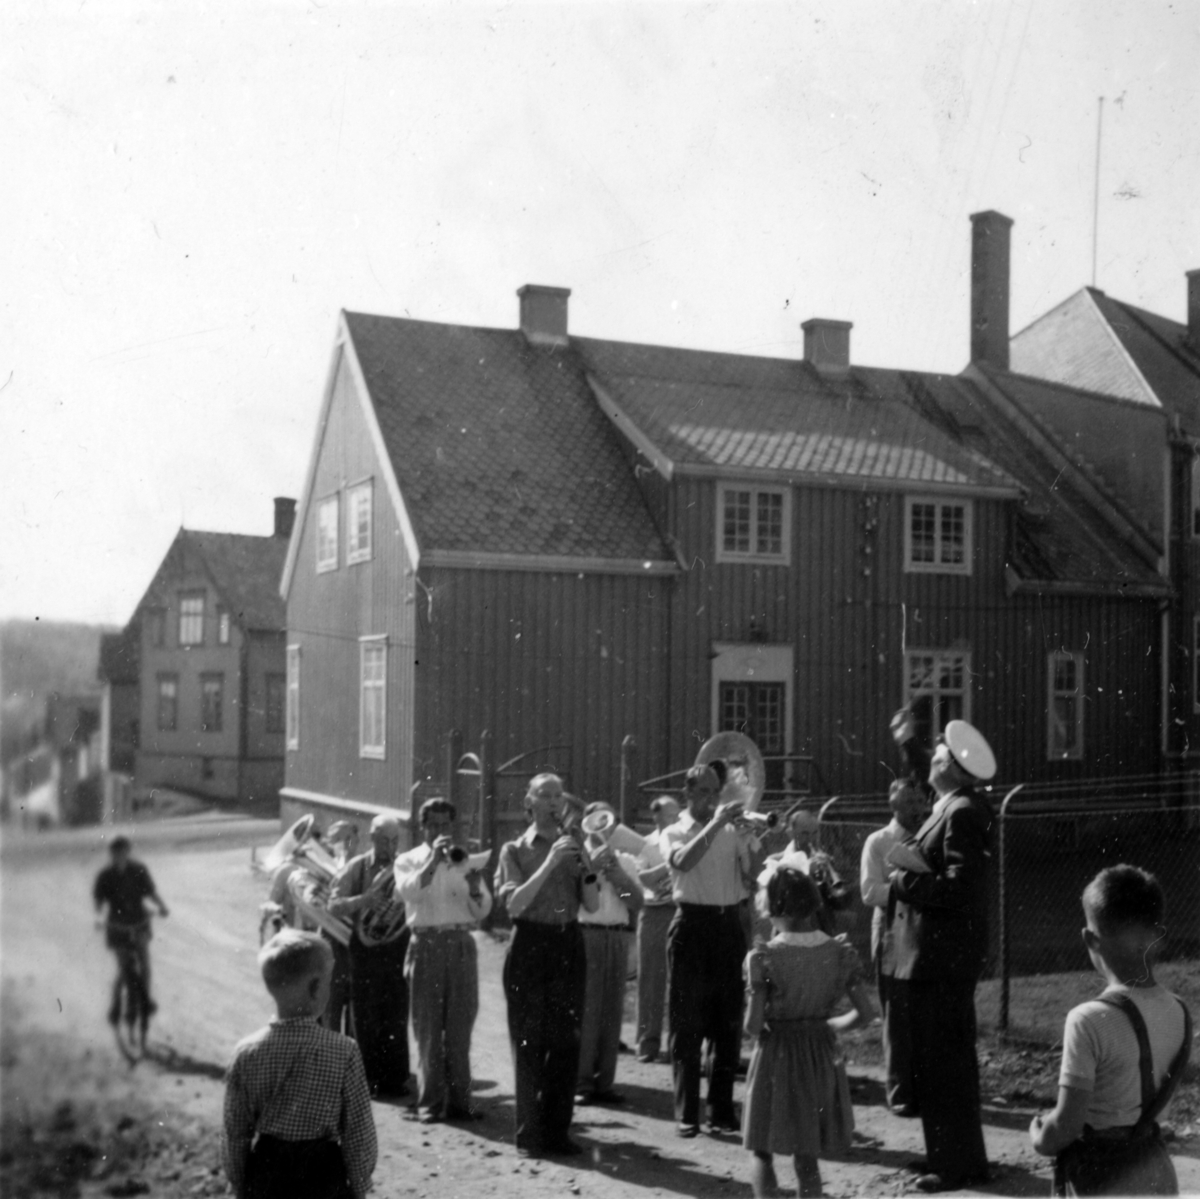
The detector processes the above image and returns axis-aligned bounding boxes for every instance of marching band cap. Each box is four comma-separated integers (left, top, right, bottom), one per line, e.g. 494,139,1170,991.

943,719,997,781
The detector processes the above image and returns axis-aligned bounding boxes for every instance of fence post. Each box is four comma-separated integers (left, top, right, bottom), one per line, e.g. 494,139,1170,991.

997,783,1024,1036
479,729,494,851
446,728,463,812
619,735,636,828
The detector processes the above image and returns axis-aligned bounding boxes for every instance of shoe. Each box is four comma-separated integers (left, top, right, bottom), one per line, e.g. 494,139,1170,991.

545,1138,584,1157
914,1170,990,1193
706,1119,740,1136
574,1091,596,1105
905,1159,931,1173
418,1110,442,1124
890,1103,919,1118
636,1051,659,1064
444,1106,484,1122
676,1123,700,1138
591,1090,625,1105
516,1144,543,1159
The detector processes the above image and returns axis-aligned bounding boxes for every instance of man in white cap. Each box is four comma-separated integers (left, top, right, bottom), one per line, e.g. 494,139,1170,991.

888,719,996,1193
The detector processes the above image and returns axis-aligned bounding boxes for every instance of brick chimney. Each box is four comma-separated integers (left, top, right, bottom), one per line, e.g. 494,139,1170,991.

274,496,296,540
518,284,571,347
801,318,852,373
970,209,1013,370
1187,269,1200,351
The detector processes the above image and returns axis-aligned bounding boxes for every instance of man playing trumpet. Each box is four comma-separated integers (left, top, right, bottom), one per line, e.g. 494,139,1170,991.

393,798,492,1124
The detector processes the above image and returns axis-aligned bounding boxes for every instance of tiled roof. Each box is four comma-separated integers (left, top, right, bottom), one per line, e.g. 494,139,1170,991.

186,531,288,630
344,313,672,561
574,338,1018,491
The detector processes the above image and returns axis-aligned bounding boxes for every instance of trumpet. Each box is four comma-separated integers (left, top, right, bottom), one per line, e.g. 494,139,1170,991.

732,810,778,835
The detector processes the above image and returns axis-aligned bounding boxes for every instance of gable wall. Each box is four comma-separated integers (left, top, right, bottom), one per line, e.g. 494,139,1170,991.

284,349,417,809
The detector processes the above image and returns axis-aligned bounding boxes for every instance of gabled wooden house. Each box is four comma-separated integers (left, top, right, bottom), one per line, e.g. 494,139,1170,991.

132,500,294,804
281,213,1168,828
1011,268,1200,761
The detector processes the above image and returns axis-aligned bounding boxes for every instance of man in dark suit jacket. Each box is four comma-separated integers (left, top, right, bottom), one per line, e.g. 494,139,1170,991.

889,719,996,1194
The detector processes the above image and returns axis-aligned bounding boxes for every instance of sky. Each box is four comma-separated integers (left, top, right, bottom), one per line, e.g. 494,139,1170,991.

2,0,1197,627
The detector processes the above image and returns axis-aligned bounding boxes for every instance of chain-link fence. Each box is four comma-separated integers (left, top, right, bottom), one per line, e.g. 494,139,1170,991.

814,776,1200,1041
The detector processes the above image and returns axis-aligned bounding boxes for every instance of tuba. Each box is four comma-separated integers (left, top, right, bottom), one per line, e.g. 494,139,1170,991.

580,808,646,855
357,864,408,947
695,731,774,832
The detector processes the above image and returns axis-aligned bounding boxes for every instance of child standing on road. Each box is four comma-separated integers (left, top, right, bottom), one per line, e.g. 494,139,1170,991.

1030,865,1192,1197
742,857,874,1199
223,931,377,1199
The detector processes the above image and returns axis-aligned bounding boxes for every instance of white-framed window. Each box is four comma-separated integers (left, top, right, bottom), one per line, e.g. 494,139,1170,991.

715,484,791,565
904,649,971,732
904,496,973,575
359,636,387,759
316,495,339,573
710,642,794,793
178,592,205,646
200,673,224,733
217,606,231,645
285,645,300,750
157,674,178,731
1047,651,1084,760
346,480,373,565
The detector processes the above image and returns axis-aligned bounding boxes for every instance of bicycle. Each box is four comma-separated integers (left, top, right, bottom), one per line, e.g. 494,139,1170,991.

103,917,155,1062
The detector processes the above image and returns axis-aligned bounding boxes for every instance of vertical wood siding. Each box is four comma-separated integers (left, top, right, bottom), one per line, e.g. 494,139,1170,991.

285,349,417,809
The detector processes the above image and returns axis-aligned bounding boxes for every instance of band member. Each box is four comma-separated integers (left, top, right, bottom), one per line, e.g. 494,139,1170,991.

576,801,643,1104
495,774,600,1157
634,795,681,1062
393,798,491,1124
664,762,750,1138
889,720,996,1193
329,813,411,1099
859,778,927,1115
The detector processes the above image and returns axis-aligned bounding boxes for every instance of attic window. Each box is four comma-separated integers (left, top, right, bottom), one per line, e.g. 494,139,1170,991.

179,593,205,646
716,484,791,566
904,496,973,575
316,495,339,573
347,480,373,565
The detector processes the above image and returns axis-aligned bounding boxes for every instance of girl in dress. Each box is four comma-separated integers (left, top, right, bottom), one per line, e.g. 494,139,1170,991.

743,856,875,1198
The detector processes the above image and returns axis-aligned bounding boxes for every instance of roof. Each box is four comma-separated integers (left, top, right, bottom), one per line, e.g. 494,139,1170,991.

573,337,1019,493
182,531,288,630
343,312,672,562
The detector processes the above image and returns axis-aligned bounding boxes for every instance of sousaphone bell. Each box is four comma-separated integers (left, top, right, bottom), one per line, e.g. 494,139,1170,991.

695,731,776,831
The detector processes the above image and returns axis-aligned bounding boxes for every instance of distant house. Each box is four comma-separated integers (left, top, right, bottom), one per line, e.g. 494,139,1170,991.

1011,267,1200,760
281,214,1169,832
133,500,295,805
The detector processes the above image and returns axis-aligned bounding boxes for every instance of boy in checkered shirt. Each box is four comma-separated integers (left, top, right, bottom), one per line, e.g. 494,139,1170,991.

223,930,377,1199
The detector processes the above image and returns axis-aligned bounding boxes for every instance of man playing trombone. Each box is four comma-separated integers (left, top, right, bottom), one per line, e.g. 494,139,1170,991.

393,798,492,1124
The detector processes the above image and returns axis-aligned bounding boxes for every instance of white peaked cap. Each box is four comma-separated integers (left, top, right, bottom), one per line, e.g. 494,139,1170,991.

943,719,997,781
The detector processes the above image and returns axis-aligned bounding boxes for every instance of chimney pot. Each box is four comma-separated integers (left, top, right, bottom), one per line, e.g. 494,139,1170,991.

274,496,296,540
969,209,1014,370
517,284,571,347
801,318,853,372
1186,269,1200,351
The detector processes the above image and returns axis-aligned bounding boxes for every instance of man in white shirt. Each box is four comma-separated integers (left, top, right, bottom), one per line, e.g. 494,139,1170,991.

634,796,680,1063
576,801,643,1104
393,798,492,1124
859,778,927,1115
664,763,750,1138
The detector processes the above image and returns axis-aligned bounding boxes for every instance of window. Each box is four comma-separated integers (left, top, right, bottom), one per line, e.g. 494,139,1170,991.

904,497,973,574
904,650,971,733
716,484,790,564
200,673,224,733
178,592,205,645
217,607,231,645
157,674,178,731
286,645,300,749
359,637,387,759
1047,652,1084,760
265,673,286,735
145,609,165,649
719,680,788,791
316,495,339,572
346,480,373,564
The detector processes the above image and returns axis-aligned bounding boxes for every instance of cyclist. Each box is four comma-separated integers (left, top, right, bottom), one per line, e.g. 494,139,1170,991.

93,835,170,1024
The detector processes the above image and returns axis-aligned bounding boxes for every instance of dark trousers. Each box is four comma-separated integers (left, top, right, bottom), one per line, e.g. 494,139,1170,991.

667,904,745,1127
876,958,914,1110
503,920,586,1151
245,1134,351,1199
322,936,353,1036
348,932,410,1096
903,978,989,1180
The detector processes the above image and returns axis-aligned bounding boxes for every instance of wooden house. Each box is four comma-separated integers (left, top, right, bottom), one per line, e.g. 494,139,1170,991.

281,214,1168,831
1011,268,1200,762
132,500,294,804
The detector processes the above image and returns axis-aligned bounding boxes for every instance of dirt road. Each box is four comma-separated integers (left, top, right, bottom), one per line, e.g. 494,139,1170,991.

2,816,1196,1197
